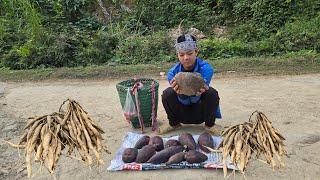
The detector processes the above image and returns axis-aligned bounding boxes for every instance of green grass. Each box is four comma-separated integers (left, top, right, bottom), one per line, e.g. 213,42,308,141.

0,64,172,81
0,54,319,82
211,54,320,76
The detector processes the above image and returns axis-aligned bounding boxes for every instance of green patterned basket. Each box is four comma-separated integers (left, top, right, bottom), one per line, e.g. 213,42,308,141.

116,78,159,129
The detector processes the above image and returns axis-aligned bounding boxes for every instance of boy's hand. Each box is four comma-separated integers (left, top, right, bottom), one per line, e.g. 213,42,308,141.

195,85,209,96
170,79,181,94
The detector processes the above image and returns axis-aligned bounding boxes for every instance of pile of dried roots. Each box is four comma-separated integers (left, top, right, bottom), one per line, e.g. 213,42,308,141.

218,111,287,177
3,99,110,178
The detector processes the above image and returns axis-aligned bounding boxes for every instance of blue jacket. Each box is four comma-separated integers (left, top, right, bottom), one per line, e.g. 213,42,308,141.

167,57,222,118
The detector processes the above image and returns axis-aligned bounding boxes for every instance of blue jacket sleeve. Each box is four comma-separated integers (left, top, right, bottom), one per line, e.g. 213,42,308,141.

167,65,177,84
200,63,214,86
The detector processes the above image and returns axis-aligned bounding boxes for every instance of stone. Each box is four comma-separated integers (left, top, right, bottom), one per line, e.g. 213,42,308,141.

187,27,207,39
168,27,207,43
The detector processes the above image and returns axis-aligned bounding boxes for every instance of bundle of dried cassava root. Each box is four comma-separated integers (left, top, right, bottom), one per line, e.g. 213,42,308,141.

218,111,287,177
3,99,110,178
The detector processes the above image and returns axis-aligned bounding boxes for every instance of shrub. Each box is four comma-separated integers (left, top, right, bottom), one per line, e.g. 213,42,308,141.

114,31,175,64
75,30,119,65
269,14,320,52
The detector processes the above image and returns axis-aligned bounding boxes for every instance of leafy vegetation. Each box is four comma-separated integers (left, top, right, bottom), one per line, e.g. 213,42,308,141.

0,0,319,70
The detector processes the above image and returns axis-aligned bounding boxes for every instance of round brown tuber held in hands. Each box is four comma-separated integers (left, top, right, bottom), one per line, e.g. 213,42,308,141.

174,72,207,96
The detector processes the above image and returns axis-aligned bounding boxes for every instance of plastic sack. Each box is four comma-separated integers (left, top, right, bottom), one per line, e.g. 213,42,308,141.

123,88,137,121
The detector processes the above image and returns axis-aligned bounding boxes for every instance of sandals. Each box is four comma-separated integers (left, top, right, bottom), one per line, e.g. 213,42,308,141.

205,124,223,136
157,124,182,135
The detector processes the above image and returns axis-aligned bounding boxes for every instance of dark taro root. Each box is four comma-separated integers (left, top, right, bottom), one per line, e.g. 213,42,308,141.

134,135,150,149
135,145,156,163
185,150,208,164
147,145,184,164
122,148,138,163
198,132,214,153
164,139,181,148
165,152,186,165
178,133,197,150
174,72,207,96
149,136,164,151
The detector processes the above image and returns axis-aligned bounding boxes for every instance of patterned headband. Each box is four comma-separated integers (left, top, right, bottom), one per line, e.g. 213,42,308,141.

174,34,197,53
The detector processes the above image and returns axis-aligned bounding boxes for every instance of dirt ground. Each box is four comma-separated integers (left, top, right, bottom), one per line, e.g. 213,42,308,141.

1,73,320,180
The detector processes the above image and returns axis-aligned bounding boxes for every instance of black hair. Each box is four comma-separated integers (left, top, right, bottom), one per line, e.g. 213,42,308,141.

177,34,197,43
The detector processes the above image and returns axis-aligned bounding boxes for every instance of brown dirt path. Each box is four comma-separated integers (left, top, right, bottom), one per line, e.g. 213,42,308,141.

1,74,320,180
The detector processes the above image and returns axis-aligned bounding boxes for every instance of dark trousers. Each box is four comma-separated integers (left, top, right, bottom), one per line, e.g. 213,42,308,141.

162,87,220,127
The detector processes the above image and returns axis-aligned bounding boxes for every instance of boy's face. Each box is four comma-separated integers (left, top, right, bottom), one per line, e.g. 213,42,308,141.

177,49,198,71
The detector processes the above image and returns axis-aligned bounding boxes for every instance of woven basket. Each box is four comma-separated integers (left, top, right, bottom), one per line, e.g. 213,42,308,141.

116,78,159,129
